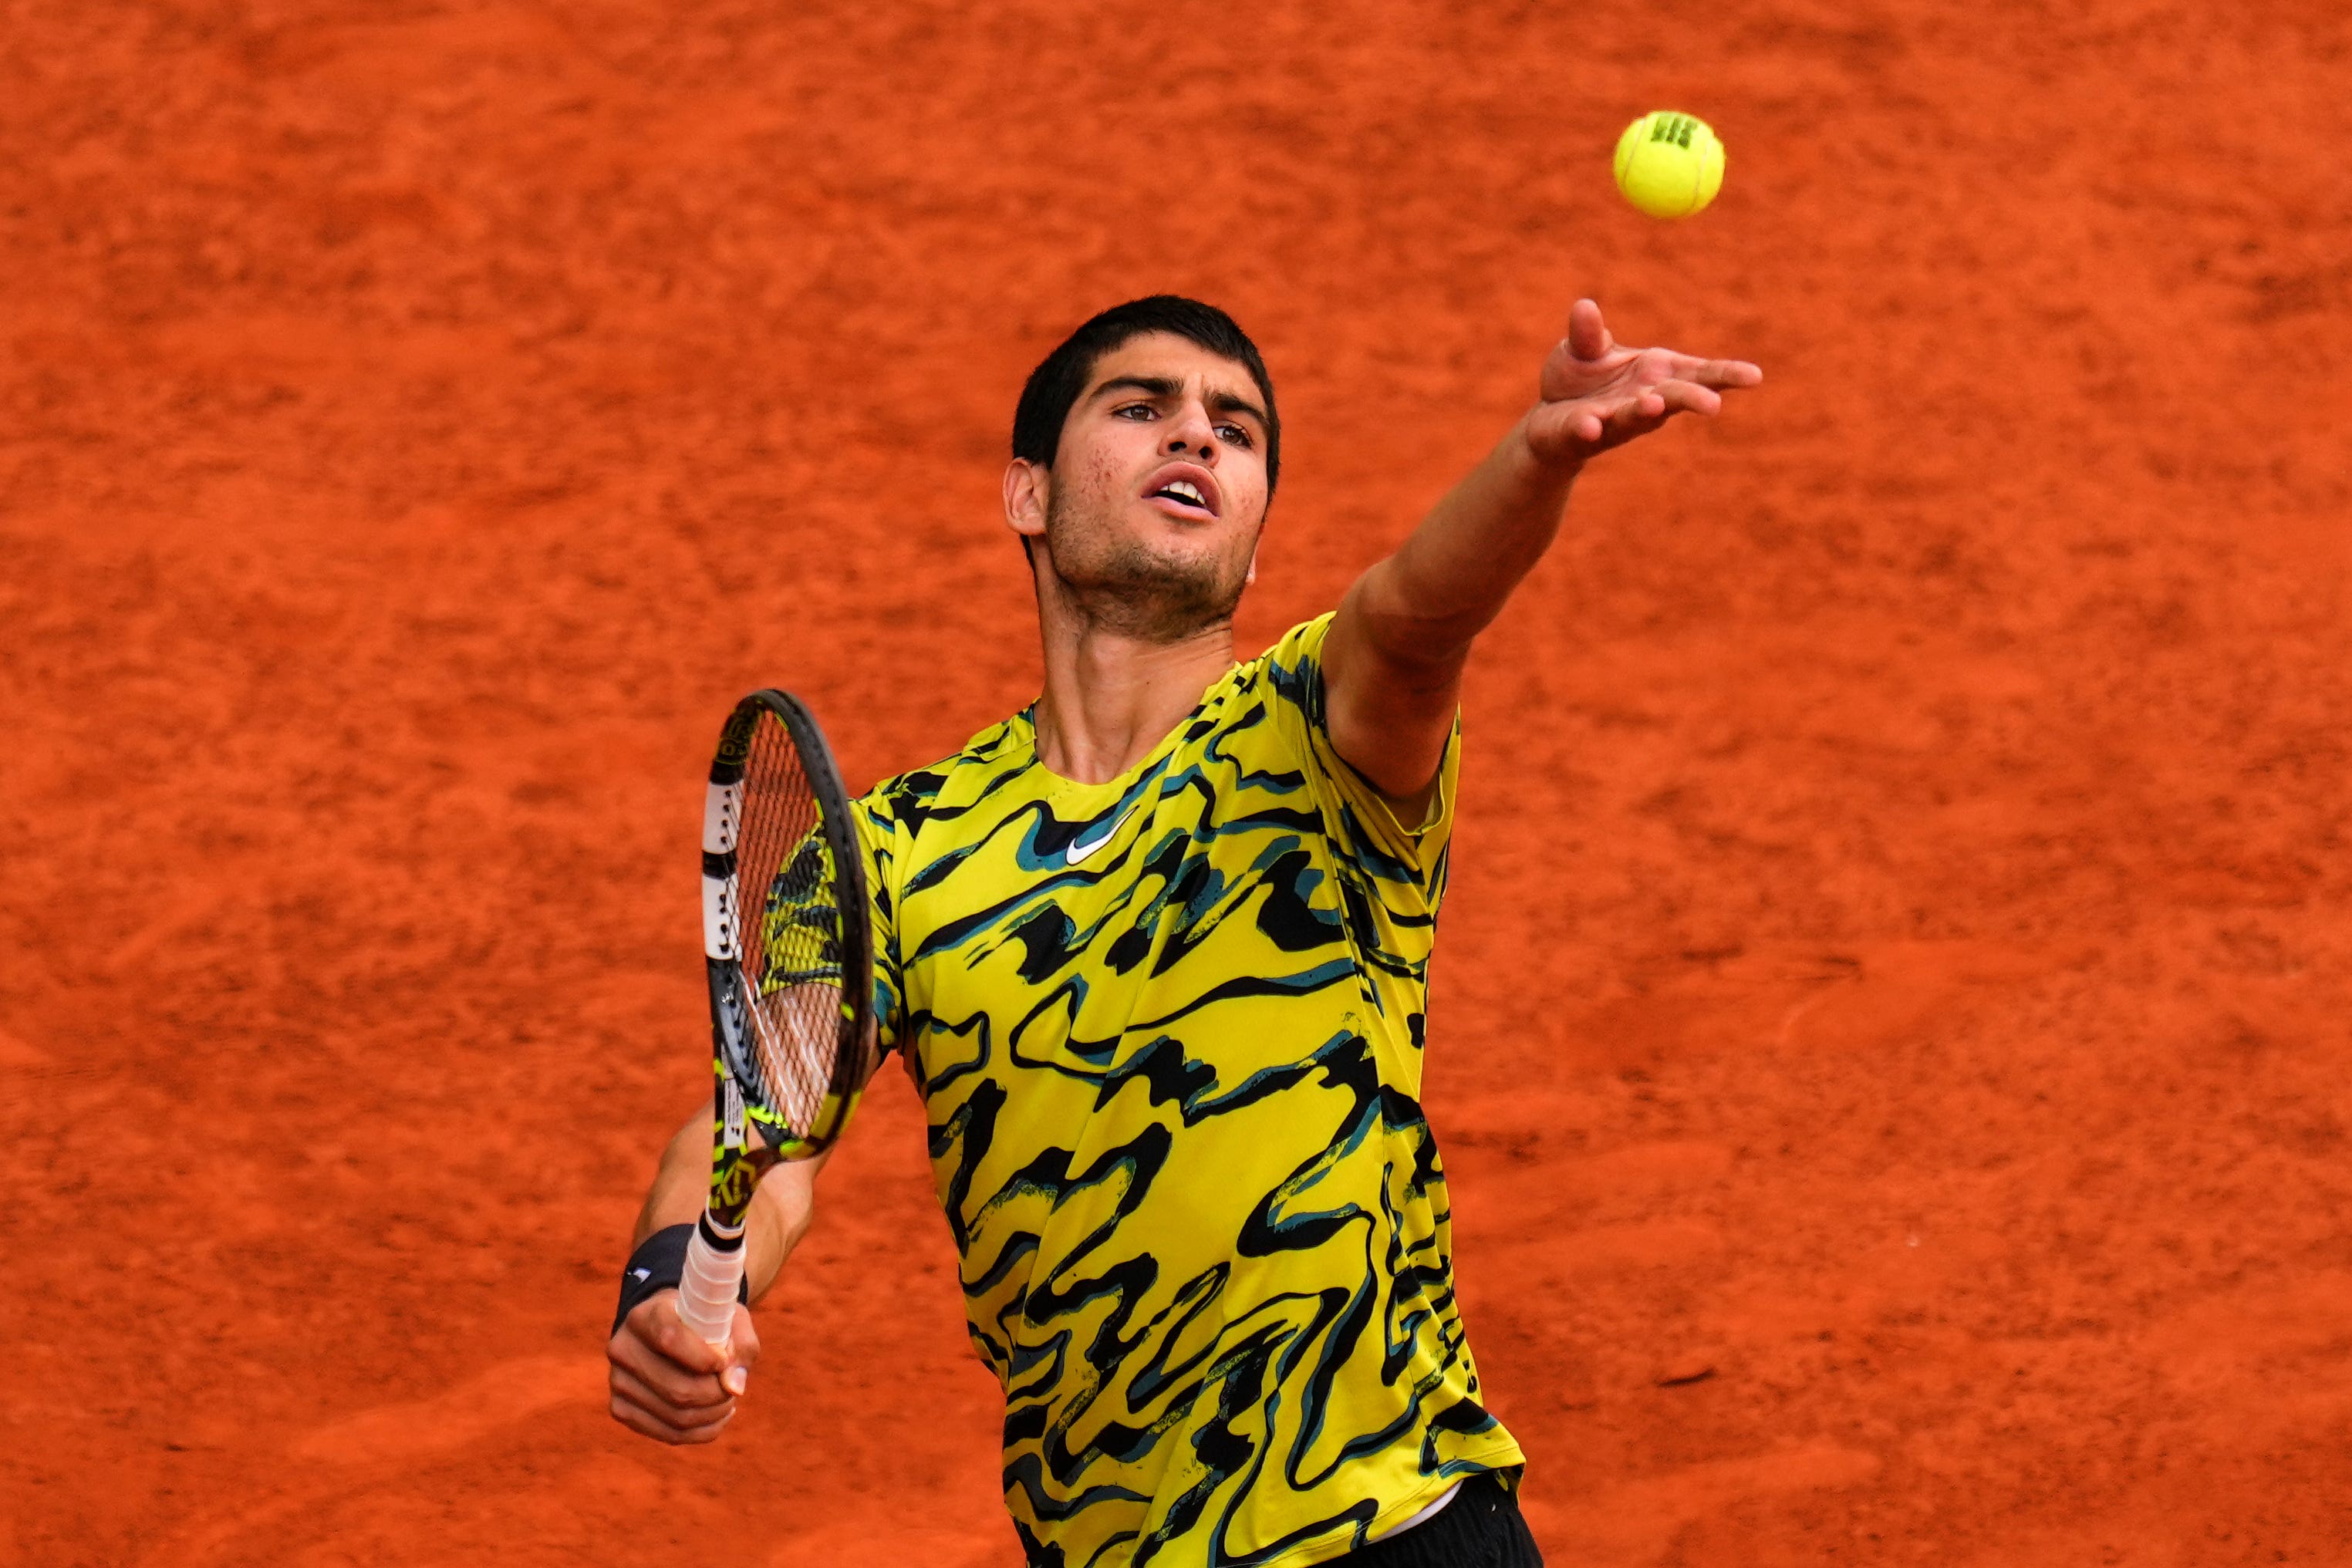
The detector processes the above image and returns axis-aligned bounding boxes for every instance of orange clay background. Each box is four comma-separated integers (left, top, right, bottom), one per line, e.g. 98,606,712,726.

5,3,2350,1564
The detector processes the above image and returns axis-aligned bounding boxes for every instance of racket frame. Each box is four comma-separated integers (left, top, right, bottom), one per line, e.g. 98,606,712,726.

677,690,872,1345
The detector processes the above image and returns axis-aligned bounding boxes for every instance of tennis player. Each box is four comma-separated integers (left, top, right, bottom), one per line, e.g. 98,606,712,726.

609,296,1760,1566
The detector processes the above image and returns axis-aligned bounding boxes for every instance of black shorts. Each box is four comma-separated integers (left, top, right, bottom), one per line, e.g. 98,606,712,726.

1337,1472,1543,1567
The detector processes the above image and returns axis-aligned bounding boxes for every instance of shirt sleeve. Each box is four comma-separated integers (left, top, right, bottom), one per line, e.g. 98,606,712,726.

855,788,909,1057
1264,612,1460,889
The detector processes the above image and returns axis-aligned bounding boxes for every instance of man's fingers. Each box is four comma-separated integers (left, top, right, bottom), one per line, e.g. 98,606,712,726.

629,1293,730,1374
1533,382,1726,460
609,1290,762,1405
1688,356,1763,389
1642,347,1761,389
609,1320,736,1410
609,1383,737,1445
610,1363,739,1431
1600,403,1669,443
1594,382,1719,433
1593,386,1711,443
610,1366,736,1429
608,1364,739,1444
1566,298,1611,362
609,1333,734,1411
1650,379,1724,416
724,1304,762,1391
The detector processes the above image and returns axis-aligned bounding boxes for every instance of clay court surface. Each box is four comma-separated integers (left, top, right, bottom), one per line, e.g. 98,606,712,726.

6,2,2350,1563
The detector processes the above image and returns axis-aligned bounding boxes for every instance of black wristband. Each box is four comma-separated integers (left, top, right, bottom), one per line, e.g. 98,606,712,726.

612,1222,745,1337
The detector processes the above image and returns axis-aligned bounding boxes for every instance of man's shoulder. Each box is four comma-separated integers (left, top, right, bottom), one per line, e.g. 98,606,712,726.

1226,612,1336,727
856,713,1031,835
1247,612,1335,674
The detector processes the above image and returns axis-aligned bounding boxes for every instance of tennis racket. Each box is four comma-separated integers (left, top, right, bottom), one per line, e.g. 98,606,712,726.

676,690,876,1345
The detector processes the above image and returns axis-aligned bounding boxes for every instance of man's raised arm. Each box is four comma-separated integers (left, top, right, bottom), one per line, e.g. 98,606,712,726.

1322,299,1761,803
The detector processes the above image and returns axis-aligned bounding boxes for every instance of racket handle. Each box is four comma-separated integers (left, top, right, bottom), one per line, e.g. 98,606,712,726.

677,1222,744,1347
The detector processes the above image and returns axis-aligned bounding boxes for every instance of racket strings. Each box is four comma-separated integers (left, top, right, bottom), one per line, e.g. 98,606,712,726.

732,711,847,1135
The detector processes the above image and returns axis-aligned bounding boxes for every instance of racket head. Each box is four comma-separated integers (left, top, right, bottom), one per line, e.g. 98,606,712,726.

701,690,875,1163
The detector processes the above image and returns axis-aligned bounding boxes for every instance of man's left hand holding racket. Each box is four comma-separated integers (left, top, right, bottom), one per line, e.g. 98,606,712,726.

607,691,878,1444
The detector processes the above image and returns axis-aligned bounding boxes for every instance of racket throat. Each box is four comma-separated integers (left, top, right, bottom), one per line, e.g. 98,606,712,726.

694,1212,747,1253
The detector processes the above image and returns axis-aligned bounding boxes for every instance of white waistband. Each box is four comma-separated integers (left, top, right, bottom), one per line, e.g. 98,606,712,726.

1377,1481,1463,1541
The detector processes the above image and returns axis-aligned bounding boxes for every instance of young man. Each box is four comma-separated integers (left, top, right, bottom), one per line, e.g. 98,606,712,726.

608,297,1760,1566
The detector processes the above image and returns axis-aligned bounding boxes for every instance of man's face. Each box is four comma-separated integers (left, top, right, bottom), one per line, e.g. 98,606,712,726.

1010,332,1273,641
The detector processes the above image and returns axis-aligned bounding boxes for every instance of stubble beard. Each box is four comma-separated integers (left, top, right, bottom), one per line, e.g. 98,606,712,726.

1043,487,1254,645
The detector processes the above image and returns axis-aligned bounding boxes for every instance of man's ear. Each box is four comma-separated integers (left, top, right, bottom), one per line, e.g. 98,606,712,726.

1004,459,1049,542
1245,539,1260,586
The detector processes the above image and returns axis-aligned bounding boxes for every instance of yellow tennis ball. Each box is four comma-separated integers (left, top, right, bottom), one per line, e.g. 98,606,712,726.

1613,111,1726,219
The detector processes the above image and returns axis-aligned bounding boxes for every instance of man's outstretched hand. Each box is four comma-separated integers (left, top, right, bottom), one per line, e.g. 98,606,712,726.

1524,298,1761,469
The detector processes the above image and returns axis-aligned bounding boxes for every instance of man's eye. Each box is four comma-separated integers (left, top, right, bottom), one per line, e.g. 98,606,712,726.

1114,405,1156,421
1217,423,1254,447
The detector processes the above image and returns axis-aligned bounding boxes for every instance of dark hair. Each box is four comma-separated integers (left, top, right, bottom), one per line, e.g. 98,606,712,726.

1011,295,1281,492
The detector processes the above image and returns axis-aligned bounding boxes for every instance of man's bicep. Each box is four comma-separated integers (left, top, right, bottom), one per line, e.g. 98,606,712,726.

1324,562,1466,809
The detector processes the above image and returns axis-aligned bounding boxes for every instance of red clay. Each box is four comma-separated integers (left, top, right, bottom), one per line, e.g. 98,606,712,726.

5,3,2350,1564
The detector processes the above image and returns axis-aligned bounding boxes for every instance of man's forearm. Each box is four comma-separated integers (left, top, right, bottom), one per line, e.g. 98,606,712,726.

632,1108,821,1303
1324,302,1754,801
1354,417,1575,672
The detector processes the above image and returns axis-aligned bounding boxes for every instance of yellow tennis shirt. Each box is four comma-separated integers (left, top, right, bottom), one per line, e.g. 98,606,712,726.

855,614,1524,1567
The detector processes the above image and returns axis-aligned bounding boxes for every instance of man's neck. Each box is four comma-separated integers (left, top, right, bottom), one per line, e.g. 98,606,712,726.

1031,613,1237,784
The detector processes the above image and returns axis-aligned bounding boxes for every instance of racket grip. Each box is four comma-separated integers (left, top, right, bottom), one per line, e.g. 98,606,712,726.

677,1222,744,1347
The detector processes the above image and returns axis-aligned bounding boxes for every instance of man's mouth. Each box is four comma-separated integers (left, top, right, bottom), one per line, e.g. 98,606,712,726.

1143,466,1220,518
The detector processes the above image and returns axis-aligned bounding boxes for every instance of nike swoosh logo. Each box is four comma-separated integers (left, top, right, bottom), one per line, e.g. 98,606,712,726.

1065,799,1146,866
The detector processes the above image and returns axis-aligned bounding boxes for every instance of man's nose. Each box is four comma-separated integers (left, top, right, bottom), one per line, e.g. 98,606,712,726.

1163,403,1219,460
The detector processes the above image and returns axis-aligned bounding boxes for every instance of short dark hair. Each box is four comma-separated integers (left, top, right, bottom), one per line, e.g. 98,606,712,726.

1011,295,1281,492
